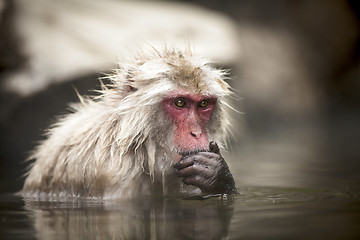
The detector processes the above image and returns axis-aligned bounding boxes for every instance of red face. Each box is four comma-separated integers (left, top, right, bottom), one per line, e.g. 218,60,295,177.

163,90,217,159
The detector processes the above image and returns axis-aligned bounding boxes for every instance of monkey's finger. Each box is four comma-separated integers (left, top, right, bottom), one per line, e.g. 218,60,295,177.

173,158,195,170
176,164,213,178
177,154,219,170
186,152,222,168
209,141,220,154
182,175,210,189
176,153,210,166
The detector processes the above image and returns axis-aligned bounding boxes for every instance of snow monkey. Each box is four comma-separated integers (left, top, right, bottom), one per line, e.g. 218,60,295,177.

21,47,237,199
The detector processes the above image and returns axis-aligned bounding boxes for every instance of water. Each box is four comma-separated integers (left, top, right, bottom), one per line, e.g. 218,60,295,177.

1,143,360,240
1,185,359,240
1,117,360,239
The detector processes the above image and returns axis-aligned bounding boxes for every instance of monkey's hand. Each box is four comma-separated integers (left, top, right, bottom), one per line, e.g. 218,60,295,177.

174,141,237,195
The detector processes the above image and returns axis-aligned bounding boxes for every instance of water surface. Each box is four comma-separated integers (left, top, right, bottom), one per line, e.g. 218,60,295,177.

1,185,359,240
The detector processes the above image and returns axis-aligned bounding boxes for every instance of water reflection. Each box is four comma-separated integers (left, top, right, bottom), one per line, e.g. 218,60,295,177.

1,186,360,240
23,196,234,240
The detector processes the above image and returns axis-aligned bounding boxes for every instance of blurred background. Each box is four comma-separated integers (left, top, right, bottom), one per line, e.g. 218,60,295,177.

0,0,359,194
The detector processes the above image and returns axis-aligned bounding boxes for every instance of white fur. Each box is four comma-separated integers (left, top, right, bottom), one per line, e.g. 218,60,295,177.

21,47,233,199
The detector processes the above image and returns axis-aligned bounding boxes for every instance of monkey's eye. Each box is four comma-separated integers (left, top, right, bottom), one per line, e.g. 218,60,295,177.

174,99,186,108
199,100,209,108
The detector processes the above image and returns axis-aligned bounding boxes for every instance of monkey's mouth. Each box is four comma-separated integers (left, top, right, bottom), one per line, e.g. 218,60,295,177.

177,148,209,157
174,149,208,163
177,150,201,156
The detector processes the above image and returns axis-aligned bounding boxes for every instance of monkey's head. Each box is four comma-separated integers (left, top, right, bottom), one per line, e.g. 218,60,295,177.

106,47,233,163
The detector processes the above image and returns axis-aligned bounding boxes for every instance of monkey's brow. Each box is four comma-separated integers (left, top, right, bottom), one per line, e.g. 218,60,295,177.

170,95,216,103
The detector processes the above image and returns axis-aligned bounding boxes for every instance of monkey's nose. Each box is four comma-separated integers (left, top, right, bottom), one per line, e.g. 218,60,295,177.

190,130,202,139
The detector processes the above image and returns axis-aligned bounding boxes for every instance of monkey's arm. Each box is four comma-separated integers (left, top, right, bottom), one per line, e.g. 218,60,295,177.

174,141,237,195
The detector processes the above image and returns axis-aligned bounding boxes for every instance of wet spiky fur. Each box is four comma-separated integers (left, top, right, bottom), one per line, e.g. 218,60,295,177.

21,47,233,200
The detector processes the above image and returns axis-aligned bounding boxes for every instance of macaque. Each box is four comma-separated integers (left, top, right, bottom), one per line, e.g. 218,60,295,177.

21,47,237,199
